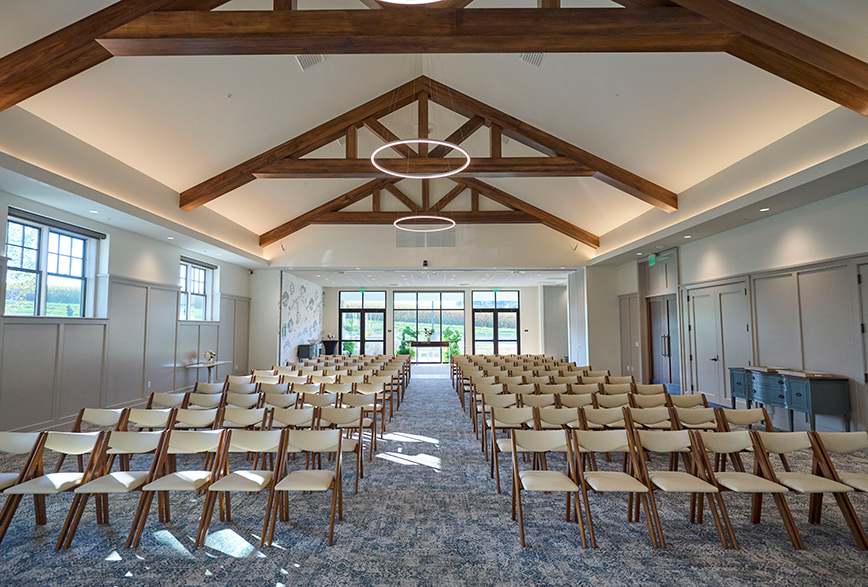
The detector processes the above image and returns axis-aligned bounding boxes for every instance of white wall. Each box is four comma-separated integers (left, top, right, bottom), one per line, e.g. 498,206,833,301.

680,187,868,284
618,260,639,295
567,270,587,365
584,266,622,374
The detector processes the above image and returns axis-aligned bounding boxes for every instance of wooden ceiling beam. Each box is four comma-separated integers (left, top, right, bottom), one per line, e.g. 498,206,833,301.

460,178,600,249
359,0,476,9
422,77,678,212
180,77,419,210
0,0,232,113
363,118,419,158
313,210,536,224
430,184,467,213
259,178,395,246
254,157,594,179
670,0,868,115
97,9,737,56
427,115,485,158
384,184,422,212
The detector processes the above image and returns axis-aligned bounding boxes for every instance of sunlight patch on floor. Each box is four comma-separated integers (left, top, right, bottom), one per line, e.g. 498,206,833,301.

376,452,441,470
204,529,264,558
382,432,440,445
153,530,194,558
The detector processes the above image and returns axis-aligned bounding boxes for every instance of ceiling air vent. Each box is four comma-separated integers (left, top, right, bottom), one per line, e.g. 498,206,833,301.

296,54,325,72
519,53,545,68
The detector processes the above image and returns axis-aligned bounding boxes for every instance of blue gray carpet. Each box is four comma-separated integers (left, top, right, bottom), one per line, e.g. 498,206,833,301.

1,365,867,586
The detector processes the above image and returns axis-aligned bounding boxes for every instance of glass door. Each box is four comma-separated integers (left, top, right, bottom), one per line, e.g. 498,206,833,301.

472,290,520,355
339,291,386,355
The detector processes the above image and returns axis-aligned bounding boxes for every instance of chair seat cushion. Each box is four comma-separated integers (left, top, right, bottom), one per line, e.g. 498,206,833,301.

519,470,578,492
777,472,853,494
5,473,84,494
0,472,20,491
583,471,648,493
143,471,213,491
209,470,273,492
649,471,718,493
76,471,150,493
839,472,868,492
275,470,335,492
715,472,788,494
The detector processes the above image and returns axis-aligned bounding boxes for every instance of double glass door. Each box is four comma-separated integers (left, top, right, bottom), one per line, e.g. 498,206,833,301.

339,291,385,355
472,291,520,355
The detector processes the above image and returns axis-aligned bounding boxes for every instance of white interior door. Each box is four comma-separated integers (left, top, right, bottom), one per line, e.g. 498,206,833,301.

718,284,752,401
689,289,722,403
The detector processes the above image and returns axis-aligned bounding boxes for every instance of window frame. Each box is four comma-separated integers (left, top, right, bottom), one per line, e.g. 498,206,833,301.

4,216,96,318
392,291,465,363
471,290,521,355
179,258,215,321
338,290,386,355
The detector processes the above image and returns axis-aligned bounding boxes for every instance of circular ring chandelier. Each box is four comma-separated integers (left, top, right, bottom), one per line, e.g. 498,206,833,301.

379,0,445,4
371,139,471,179
393,215,456,233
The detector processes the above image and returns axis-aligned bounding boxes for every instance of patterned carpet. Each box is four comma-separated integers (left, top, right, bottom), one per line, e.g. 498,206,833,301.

1,364,868,586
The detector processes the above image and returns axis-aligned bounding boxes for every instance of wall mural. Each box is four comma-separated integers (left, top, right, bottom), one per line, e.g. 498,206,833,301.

279,272,324,364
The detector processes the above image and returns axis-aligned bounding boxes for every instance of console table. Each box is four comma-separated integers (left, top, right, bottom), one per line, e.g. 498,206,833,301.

298,342,323,360
729,367,850,431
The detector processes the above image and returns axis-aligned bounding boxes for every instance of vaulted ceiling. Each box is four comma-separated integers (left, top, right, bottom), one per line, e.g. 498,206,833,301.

1,0,868,272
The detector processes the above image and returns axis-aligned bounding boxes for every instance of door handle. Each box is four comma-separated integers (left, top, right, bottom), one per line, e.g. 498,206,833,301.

709,356,719,362
661,335,666,357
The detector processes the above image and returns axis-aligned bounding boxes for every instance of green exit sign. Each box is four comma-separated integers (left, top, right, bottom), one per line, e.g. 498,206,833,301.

648,255,656,266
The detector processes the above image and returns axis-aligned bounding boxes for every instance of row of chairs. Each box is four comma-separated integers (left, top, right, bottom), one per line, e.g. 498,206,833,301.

502,420,868,550
0,428,347,551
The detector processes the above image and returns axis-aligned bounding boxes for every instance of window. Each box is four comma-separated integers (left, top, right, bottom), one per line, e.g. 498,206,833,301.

339,291,386,355
4,211,100,317
393,291,465,363
179,258,214,321
472,290,520,355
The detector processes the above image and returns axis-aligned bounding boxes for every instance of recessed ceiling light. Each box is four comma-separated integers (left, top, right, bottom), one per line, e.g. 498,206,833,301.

683,235,692,239
760,207,770,212
88,210,99,214
636,252,643,256
167,236,174,240
560,267,566,269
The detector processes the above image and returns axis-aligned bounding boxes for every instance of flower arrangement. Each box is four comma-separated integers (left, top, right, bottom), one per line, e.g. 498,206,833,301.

422,328,435,342
204,350,216,362
324,332,334,340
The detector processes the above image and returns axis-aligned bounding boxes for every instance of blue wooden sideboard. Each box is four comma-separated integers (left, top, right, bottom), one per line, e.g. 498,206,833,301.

729,367,850,431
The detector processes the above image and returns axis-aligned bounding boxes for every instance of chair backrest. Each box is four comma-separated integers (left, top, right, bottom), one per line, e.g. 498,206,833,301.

634,429,693,454
310,375,337,384
526,375,553,385
282,376,311,385
471,375,498,387
0,431,41,455
632,393,667,408
585,370,610,377
600,383,632,395
558,394,594,409
607,376,635,384
572,428,631,453
79,408,125,429
225,429,282,453
537,383,567,395
481,392,518,409
227,382,258,394
184,393,224,409
754,430,812,454
253,375,280,385
274,366,299,377
552,375,581,385
166,429,225,454
475,383,506,396
173,408,220,429
673,407,718,429
271,407,315,428
496,375,525,385
301,392,338,408
594,393,631,408
291,382,322,394
580,376,607,384
322,383,354,395
519,394,555,408
226,375,253,385
815,431,868,454
667,393,709,408
506,383,536,395
580,407,625,428
263,392,299,409
633,383,666,395
511,429,572,454
319,406,363,428
537,406,581,428
695,430,753,455
490,406,535,428
259,382,291,395
716,407,773,430
339,375,366,384
193,382,225,394
125,408,174,430
148,392,186,409
105,430,163,455
44,431,102,455
570,383,601,395
354,383,385,395
624,406,672,428
222,407,268,428
285,429,342,453
252,369,276,377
